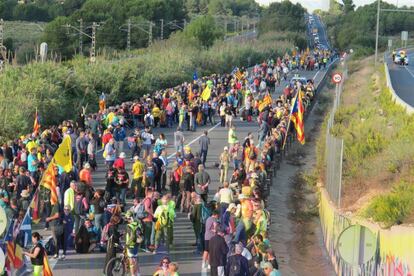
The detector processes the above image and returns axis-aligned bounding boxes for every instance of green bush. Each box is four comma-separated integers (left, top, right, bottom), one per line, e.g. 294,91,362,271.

0,31,292,141
363,182,414,228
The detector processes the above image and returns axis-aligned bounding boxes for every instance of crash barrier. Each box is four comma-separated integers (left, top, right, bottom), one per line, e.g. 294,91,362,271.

384,54,414,114
319,187,414,276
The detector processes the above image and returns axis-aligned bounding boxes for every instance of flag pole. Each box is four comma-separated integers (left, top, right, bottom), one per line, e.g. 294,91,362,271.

282,90,299,150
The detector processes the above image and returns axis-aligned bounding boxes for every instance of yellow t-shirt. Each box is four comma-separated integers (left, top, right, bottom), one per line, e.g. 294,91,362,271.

152,107,161,118
132,160,144,179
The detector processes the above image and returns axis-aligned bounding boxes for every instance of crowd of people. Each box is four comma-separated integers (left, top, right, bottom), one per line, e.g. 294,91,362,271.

0,47,333,276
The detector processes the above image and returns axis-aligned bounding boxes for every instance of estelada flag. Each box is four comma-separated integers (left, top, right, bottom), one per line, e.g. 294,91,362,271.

33,110,40,134
201,86,211,101
290,92,305,145
53,136,72,173
43,250,53,276
41,163,58,205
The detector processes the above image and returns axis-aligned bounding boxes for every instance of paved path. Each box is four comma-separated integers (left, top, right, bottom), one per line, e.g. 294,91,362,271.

39,63,331,276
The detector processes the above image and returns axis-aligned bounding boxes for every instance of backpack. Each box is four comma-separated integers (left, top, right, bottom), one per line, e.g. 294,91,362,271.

128,222,143,244
135,202,147,220
201,203,211,224
74,195,86,216
229,256,242,276
158,208,169,227
44,237,56,255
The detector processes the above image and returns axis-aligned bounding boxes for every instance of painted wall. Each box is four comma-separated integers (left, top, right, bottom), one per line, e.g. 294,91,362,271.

319,188,414,276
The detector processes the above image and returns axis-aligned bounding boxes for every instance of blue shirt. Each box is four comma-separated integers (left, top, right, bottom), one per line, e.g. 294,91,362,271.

27,154,37,172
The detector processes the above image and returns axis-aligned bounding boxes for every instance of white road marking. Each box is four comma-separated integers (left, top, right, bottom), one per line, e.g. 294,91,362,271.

404,65,414,79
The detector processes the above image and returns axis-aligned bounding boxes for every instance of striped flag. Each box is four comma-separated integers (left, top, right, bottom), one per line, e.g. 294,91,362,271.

40,163,58,205
6,242,23,270
31,189,41,224
235,70,244,80
258,94,272,112
33,110,40,134
290,91,305,144
43,250,53,276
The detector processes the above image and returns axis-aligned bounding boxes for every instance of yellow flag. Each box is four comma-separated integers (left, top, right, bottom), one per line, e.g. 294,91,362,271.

201,86,211,101
54,136,72,172
258,94,272,112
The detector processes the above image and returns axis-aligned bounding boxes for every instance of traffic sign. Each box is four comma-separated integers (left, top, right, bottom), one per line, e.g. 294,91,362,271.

332,73,342,84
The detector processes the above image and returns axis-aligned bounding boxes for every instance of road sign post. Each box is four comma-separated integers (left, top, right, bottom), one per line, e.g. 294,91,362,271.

401,31,408,48
332,73,342,84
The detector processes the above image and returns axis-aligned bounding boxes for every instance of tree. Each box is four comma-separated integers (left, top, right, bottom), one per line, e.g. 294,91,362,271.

184,15,223,48
342,0,355,15
42,16,75,59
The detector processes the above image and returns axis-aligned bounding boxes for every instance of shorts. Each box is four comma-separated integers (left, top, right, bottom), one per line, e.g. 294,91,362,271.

204,240,209,252
127,247,139,258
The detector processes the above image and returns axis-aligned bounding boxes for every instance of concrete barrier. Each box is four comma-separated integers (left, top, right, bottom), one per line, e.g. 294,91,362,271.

319,187,414,275
384,56,414,114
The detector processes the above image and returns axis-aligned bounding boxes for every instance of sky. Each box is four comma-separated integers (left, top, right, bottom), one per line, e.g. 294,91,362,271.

255,0,414,12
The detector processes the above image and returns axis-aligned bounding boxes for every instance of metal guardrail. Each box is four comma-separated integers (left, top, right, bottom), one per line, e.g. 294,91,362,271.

383,54,414,114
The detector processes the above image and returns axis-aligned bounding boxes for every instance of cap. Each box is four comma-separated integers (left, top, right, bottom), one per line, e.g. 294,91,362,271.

119,152,126,159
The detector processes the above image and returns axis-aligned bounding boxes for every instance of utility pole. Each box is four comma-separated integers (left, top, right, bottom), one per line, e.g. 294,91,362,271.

224,18,227,33
90,22,97,63
374,0,380,66
0,19,3,46
148,21,153,46
183,19,187,28
78,18,83,55
127,18,131,52
234,19,237,33
160,19,164,40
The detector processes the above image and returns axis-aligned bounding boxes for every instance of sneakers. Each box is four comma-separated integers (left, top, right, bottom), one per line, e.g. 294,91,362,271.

60,254,66,260
53,254,59,259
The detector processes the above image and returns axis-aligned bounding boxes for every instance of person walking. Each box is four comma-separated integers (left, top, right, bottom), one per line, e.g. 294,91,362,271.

23,232,45,276
131,156,144,199
76,131,88,170
209,227,229,276
258,119,269,149
195,164,210,203
199,131,210,167
226,243,249,276
219,147,231,184
104,138,116,168
174,127,185,155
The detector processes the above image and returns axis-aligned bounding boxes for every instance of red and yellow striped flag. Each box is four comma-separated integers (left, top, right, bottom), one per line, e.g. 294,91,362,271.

6,241,23,269
41,163,58,205
33,110,40,134
290,92,305,144
258,94,272,112
43,250,53,276
235,70,244,80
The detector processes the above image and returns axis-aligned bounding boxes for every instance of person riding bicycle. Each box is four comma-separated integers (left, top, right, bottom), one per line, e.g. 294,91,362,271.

125,211,142,276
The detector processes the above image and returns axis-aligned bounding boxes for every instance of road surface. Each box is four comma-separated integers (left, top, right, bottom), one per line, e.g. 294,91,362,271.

387,51,414,107
27,16,334,276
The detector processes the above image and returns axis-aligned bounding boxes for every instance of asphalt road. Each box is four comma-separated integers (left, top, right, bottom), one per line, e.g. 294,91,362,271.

27,17,334,276
387,51,414,107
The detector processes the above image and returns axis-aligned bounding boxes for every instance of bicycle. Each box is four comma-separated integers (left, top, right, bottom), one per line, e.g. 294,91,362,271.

105,243,131,276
